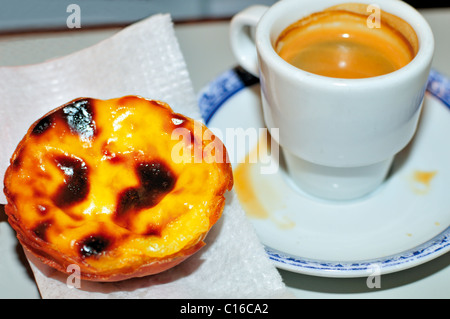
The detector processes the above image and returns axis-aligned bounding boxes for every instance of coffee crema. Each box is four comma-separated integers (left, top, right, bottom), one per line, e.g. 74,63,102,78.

275,3,418,79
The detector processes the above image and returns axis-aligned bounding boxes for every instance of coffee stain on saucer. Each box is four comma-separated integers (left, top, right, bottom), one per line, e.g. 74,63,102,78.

233,133,295,230
234,158,269,219
409,170,437,195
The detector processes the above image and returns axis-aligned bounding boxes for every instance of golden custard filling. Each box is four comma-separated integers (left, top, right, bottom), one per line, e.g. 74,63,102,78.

4,96,233,280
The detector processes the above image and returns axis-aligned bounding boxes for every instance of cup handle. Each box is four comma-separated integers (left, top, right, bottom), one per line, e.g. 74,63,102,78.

230,5,269,77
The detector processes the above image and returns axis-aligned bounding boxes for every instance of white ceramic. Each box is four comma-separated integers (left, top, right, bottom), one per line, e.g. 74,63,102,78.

230,0,435,200
198,67,450,277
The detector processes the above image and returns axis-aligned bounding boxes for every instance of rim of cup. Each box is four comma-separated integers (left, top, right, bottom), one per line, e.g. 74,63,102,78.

255,0,434,89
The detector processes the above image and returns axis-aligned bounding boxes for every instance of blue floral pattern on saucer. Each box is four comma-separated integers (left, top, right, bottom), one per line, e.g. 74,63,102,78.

427,69,450,109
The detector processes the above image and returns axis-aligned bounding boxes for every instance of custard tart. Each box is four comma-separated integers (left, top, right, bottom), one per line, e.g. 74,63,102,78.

3,96,233,282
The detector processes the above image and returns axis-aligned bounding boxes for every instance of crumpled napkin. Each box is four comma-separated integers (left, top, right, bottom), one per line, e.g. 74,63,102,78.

0,14,288,298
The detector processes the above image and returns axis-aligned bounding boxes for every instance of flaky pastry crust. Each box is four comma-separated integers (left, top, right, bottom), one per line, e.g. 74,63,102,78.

4,96,233,281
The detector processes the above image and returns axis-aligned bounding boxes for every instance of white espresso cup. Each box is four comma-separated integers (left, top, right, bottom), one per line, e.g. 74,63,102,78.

230,0,434,201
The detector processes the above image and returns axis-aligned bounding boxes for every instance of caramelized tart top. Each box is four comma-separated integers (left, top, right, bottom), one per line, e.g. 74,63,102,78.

3,96,233,280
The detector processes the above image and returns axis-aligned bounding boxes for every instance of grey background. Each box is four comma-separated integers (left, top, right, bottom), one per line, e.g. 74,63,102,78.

0,0,446,33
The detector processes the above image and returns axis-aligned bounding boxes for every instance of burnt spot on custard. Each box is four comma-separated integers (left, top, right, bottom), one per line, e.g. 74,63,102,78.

77,234,111,258
60,98,96,140
144,224,162,237
31,115,54,136
115,160,176,227
30,98,97,140
10,147,24,169
52,155,90,208
33,220,52,241
108,155,126,165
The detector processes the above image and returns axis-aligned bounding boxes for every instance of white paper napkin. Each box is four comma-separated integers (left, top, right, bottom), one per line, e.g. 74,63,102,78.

0,14,289,299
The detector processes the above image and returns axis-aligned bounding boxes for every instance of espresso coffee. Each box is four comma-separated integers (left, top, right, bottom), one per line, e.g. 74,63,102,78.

275,4,418,79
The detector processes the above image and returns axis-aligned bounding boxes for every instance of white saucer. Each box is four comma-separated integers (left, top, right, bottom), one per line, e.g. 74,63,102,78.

198,67,450,278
